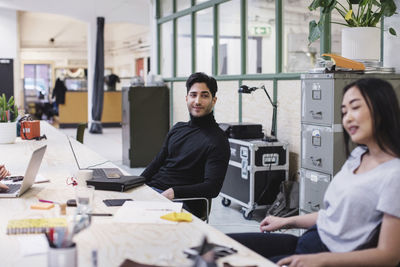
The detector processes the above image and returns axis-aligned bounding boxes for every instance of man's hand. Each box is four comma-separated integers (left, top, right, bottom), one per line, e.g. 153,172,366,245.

0,165,10,179
162,188,175,200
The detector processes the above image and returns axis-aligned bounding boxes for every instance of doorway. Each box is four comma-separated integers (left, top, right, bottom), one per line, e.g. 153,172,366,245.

23,64,52,119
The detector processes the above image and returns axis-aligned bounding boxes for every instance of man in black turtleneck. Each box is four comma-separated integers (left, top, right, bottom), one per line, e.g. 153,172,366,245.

141,72,230,213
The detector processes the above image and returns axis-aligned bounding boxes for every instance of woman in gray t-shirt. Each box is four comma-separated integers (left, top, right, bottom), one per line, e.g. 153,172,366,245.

229,78,400,267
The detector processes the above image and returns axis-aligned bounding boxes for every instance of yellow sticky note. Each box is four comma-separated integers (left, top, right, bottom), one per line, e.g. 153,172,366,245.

30,203,55,210
161,212,192,222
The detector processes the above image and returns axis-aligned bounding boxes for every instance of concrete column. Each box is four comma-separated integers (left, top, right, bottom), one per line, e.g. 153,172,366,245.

150,0,157,75
87,18,96,128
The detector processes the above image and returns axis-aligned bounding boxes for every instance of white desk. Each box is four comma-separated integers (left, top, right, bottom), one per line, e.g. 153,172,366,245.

0,122,276,267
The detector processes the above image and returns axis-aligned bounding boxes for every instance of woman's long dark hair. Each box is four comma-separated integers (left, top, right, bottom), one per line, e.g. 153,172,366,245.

342,78,400,158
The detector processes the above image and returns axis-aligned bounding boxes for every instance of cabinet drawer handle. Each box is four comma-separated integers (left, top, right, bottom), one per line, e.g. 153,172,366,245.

310,156,322,166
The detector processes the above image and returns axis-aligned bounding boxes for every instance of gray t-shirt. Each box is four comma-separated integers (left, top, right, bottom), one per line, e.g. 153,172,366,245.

317,146,400,252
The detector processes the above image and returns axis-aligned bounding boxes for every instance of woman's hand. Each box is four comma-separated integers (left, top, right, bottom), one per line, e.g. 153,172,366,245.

0,165,10,179
0,182,9,191
277,253,327,267
260,215,290,232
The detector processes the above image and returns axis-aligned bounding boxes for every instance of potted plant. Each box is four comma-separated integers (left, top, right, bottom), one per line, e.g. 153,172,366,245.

308,0,397,61
0,93,19,144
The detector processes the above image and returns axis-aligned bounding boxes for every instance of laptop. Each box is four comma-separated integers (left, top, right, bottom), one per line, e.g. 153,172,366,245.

68,136,123,179
67,137,145,191
0,145,47,198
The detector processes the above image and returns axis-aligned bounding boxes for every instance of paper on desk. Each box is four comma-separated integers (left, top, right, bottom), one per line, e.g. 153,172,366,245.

113,201,183,224
17,234,49,256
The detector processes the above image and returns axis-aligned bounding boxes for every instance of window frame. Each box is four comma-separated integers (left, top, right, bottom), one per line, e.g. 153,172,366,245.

156,0,332,130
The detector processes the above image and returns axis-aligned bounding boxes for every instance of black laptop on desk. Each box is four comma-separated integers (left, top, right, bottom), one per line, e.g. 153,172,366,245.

68,137,145,192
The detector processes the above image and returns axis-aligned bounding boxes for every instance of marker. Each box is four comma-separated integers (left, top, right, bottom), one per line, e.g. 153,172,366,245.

49,228,54,243
39,199,59,204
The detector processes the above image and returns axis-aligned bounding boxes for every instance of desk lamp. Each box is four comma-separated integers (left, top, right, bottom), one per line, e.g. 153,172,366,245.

238,85,278,142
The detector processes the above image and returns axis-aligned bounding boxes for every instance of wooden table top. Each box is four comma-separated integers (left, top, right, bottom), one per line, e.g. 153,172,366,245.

0,122,276,267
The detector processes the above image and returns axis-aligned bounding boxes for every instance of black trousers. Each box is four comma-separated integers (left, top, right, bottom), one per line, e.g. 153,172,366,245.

228,225,329,263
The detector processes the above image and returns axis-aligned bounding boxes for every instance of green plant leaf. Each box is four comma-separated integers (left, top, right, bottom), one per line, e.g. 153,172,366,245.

381,0,397,17
7,96,14,109
309,0,325,10
389,27,397,36
309,0,336,11
0,94,5,110
308,20,322,44
12,105,18,122
350,0,362,3
324,0,337,13
369,12,381,26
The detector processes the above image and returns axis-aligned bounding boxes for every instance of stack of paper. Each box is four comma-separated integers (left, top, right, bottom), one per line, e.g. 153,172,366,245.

113,201,183,224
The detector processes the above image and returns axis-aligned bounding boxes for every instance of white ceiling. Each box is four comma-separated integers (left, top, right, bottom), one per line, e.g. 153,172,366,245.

19,11,149,49
0,0,152,24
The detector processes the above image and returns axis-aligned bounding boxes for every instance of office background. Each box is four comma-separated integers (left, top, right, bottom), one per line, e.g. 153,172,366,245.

1,0,400,179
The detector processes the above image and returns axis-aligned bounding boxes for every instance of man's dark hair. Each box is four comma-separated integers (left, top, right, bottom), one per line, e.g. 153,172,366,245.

342,78,400,158
186,72,218,97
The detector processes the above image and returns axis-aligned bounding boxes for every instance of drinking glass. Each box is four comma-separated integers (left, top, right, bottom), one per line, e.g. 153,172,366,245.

75,185,94,214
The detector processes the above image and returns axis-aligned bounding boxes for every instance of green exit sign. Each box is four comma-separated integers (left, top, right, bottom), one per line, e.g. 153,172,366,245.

250,26,272,37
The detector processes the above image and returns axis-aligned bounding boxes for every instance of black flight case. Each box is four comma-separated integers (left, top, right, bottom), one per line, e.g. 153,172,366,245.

220,138,289,219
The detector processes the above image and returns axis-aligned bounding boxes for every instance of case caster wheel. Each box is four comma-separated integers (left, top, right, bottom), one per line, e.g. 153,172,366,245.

221,198,231,207
242,209,253,220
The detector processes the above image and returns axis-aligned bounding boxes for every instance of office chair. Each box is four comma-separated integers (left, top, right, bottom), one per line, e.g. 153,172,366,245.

76,123,87,144
173,197,212,223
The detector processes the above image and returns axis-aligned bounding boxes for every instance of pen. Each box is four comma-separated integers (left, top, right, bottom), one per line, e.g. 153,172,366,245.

90,213,113,216
39,199,59,204
79,213,113,216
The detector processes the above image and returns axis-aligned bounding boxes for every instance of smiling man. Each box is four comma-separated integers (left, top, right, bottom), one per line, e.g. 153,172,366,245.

141,72,230,216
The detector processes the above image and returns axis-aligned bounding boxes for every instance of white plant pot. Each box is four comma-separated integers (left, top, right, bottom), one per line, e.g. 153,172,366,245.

341,27,380,61
0,122,17,144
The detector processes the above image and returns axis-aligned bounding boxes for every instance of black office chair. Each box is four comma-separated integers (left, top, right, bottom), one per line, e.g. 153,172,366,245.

173,197,212,223
76,123,87,144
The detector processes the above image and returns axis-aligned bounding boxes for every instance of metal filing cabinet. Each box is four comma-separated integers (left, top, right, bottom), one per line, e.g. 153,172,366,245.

220,139,289,219
300,73,400,214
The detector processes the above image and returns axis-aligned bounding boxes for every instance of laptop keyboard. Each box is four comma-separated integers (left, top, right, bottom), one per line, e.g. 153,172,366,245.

1,184,21,194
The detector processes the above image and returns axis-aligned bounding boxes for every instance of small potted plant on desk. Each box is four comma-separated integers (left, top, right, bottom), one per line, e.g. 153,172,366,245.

0,93,19,144
308,0,397,61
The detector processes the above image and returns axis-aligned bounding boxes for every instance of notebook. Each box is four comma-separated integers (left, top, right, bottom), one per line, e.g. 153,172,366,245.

7,217,67,235
68,137,123,179
0,145,47,198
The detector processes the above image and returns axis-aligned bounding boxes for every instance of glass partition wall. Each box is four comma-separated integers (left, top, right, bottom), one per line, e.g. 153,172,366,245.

156,0,334,176
156,0,328,122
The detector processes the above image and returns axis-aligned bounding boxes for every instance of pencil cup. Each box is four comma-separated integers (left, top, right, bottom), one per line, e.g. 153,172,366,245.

48,242,77,267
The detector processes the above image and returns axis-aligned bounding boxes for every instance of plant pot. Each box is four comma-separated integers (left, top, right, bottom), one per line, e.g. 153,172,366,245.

341,27,380,61
0,122,17,144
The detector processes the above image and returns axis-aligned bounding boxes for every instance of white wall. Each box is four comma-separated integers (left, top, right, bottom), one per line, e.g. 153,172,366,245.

0,8,17,58
0,0,150,25
384,0,400,72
